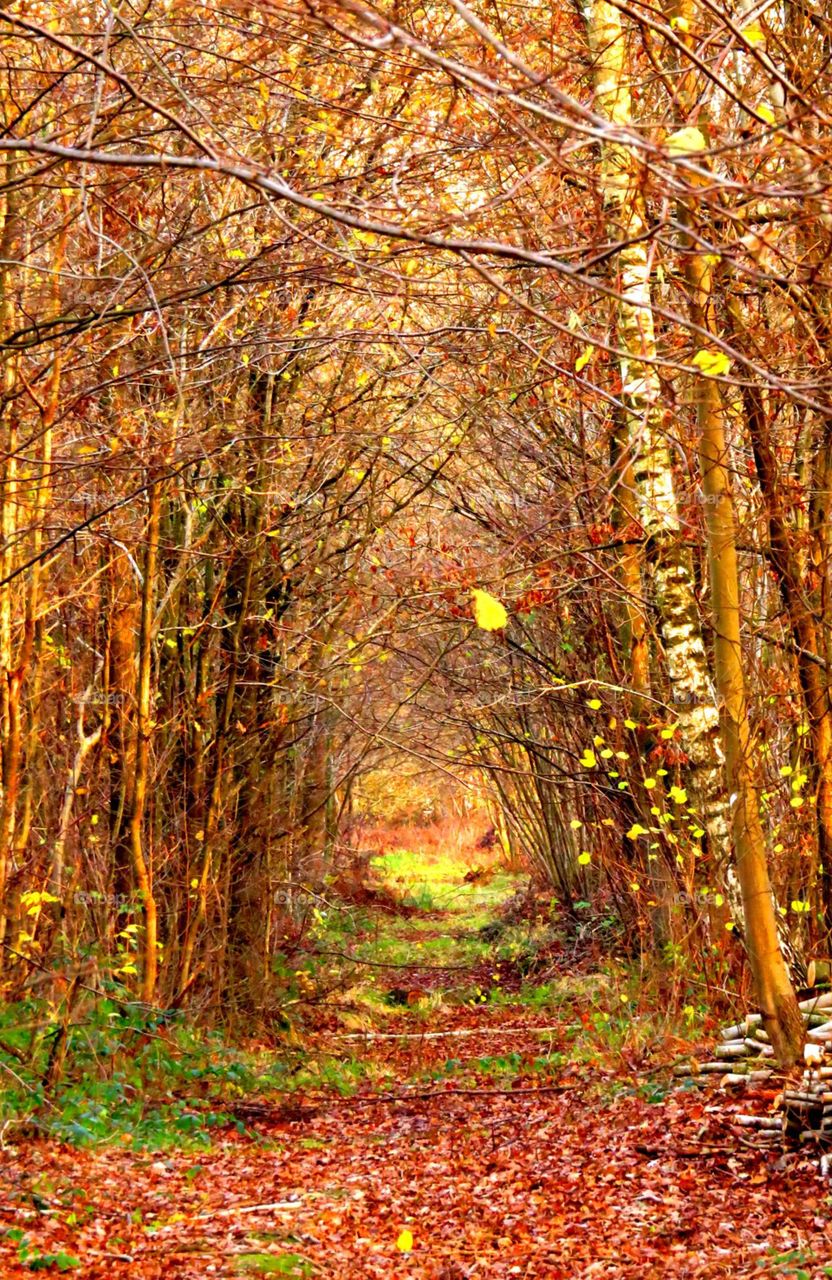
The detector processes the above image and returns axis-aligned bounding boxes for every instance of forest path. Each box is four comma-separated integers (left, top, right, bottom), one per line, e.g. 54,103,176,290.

2,846,830,1278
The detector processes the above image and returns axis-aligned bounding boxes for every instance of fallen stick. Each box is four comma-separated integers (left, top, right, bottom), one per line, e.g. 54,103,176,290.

198,1202,305,1218
333,1083,580,1105
296,946,472,972
327,1024,565,1041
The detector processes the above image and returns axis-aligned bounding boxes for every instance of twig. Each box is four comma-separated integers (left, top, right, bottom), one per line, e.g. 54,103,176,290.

327,1023,565,1040
296,945,472,972
328,1084,579,1105
197,1201,305,1218
635,1143,734,1158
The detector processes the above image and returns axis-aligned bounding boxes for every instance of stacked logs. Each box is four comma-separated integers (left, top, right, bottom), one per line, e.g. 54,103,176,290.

673,993,832,1162
673,991,832,1087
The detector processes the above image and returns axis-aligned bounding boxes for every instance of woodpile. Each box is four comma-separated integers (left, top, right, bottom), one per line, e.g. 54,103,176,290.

673,992,832,1168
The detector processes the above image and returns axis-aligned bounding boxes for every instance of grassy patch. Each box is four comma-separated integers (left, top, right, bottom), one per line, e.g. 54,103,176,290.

233,1252,313,1275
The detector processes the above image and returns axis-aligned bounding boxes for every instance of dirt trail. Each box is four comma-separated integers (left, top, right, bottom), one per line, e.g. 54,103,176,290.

1,856,829,1279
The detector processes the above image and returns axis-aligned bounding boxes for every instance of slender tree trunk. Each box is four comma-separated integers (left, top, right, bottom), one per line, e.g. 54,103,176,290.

664,8,804,1051
693,283,803,1064
129,477,161,1002
0,167,20,958
609,412,650,700
177,537,257,996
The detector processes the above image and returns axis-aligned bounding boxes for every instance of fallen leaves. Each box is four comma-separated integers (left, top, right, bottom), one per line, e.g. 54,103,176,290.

2,1040,830,1279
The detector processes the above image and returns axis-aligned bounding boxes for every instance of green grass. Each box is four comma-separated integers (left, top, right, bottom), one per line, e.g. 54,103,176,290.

302,848,527,1011
233,1253,313,1275
371,849,518,917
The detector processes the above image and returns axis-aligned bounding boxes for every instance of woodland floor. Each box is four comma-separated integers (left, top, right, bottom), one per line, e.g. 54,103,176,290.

2,849,832,1279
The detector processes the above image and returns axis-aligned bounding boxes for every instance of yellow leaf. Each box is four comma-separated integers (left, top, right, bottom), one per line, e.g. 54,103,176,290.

587,698,602,710
575,345,593,373
471,588,508,631
660,724,678,740
692,349,731,378
666,126,706,155
644,778,657,789
627,823,649,839
670,14,689,31
669,785,688,805
579,750,597,769
578,852,591,865
757,103,776,125
741,20,765,45
396,1230,413,1253
570,819,583,830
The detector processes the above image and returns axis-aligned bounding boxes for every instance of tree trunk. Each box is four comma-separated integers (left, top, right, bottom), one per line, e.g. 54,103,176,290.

583,0,729,856
677,178,804,1063
128,477,161,1002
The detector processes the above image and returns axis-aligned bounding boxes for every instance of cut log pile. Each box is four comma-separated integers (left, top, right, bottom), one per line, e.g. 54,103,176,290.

673,992,832,1167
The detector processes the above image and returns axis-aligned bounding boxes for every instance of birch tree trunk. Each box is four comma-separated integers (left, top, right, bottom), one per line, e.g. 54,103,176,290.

583,0,729,853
